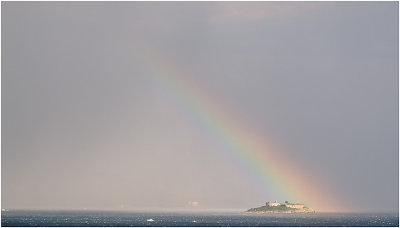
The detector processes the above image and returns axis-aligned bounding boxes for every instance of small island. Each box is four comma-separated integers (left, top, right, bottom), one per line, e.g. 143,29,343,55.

246,201,315,213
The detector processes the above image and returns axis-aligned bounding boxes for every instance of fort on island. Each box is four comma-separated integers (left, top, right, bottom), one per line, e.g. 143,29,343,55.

246,200,315,213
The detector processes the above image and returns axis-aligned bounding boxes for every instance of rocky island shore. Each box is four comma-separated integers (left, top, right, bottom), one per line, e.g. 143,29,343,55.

246,201,315,214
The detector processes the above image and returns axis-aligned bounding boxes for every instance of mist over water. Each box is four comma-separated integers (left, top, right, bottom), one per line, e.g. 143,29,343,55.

2,2,398,213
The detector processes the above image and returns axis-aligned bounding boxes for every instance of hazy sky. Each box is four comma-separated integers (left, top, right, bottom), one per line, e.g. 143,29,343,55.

2,2,398,212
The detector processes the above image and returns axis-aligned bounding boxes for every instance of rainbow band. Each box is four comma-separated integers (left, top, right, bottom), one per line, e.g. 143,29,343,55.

131,41,341,212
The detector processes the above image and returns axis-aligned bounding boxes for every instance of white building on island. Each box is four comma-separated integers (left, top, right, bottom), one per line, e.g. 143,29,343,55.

285,203,305,209
266,201,281,207
265,200,306,209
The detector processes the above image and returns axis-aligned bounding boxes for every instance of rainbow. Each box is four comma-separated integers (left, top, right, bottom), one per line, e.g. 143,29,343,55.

130,41,342,212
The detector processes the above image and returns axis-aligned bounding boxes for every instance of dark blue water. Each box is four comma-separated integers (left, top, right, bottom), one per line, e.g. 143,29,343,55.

1,210,398,227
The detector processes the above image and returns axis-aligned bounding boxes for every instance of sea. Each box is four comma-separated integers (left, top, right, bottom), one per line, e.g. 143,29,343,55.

1,210,398,227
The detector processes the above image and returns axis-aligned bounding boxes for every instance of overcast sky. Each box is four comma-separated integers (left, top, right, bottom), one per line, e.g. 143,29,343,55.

2,2,398,212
